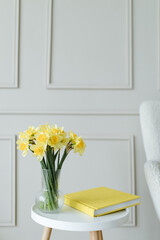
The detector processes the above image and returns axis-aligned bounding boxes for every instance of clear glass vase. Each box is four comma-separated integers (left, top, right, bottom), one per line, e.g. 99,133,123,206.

35,169,64,213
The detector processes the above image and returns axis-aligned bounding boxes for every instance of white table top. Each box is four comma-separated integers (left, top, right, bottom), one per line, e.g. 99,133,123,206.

31,205,129,232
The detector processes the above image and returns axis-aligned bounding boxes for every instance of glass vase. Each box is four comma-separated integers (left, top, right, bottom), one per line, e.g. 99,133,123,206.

35,169,64,213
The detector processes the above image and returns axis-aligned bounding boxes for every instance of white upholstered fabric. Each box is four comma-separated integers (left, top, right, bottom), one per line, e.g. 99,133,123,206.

144,161,160,221
140,101,160,162
140,101,160,221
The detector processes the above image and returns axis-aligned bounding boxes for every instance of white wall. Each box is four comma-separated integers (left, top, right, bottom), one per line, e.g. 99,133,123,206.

0,0,159,239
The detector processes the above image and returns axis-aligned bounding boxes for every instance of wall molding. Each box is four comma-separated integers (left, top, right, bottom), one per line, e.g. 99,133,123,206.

0,0,19,89
0,136,16,226
85,136,136,227
0,110,139,116
46,0,133,90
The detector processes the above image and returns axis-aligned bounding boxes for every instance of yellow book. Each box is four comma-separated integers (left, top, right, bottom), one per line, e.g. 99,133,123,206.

64,187,140,217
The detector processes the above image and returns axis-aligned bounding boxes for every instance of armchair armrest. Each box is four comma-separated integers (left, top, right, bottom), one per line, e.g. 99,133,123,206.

144,161,160,220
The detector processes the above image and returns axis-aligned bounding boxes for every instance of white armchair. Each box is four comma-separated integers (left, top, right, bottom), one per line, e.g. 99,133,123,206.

140,101,160,221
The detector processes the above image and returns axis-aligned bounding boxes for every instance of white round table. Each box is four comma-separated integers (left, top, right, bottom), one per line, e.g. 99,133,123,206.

31,205,129,240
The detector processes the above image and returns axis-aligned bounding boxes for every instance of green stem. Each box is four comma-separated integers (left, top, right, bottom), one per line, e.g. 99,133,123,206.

57,150,60,168
58,148,68,169
46,147,58,196
40,161,58,209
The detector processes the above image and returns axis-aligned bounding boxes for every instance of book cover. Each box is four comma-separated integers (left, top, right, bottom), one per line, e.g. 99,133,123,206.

64,187,140,217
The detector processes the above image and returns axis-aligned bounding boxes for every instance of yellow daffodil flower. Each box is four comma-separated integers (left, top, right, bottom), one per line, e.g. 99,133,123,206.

73,137,86,156
35,124,50,146
38,123,50,134
19,132,28,140
25,126,37,140
16,138,29,157
48,133,63,150
48,125,69,150
30,144,46,161
36,132,49,145
69,130,78,144
17,124,86,160
69,130,86,155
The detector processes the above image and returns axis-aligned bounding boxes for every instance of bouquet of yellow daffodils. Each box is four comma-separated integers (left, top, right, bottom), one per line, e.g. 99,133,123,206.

17,123,86,212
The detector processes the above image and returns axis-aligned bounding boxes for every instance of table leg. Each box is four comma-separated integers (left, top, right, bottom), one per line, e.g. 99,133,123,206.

90,231,103,240
42,227,52,240
98,231,103,240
